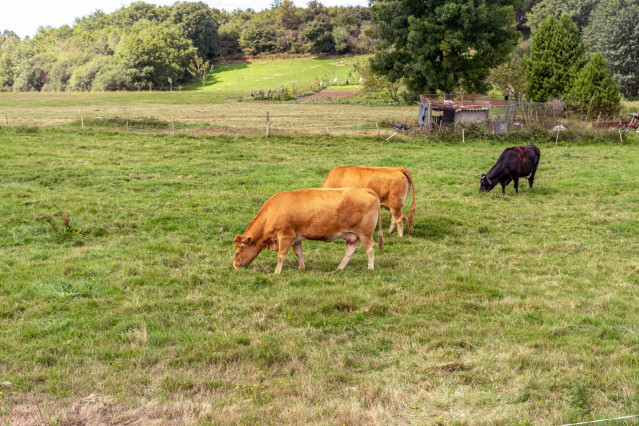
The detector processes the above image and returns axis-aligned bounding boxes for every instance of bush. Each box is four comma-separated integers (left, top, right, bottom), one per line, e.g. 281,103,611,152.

91,67,133,91
42,58,76,92
69,56,113,92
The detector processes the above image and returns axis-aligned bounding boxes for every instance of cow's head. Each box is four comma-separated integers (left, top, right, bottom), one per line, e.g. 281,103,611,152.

233,235,262,269
479,174,495,193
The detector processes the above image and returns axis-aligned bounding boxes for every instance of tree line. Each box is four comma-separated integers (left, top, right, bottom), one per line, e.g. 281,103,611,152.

368,0,638,117
0,0,637,111
0,0,374,92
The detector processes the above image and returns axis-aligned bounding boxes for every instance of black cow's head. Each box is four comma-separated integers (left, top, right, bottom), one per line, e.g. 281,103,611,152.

479,174,496,193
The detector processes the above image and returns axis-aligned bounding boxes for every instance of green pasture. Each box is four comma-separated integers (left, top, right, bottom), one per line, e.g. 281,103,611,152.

188,56,363,92
1,126,638,424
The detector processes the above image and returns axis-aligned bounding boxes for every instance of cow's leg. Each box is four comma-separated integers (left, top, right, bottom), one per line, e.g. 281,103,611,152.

513,177,519,193
359,235,375,270
387,216,396,235
292,241,305,270
390,207,406,237
274,236,294,274
528,171,536,188
337,238,359,270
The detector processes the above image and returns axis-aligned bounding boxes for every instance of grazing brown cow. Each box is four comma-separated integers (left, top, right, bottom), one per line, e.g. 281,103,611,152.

321,166,416,236
233,188,384,274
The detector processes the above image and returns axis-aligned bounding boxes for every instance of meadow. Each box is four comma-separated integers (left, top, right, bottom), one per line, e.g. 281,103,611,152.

189,56,363,92
1,112,639,424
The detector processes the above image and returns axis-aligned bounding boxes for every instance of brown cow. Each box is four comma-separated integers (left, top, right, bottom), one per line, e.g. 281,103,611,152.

321,166,416,237
233,188,384,274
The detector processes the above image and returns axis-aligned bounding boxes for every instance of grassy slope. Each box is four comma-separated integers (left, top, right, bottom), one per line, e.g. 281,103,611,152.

188,56,363,92
1,128,638,424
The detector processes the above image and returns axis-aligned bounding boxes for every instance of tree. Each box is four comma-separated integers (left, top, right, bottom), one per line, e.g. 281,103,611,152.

115,22,197,89
276,0,301,30
239,14,280,55
188,56,213,88
489,40,529,101
353,59,401,101
523,14,586,102
0,32,20,91
111,2,165,28
369,0,519,96
566,53,621,118
303,18,334,54
332,26,350,54
69,55,114,91
527,0,598,33
91,66,133,91
584,0,639,98
168,1,220,59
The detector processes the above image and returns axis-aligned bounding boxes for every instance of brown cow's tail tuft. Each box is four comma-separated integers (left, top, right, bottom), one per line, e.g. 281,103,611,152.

401,168,416,233
377,198,384,255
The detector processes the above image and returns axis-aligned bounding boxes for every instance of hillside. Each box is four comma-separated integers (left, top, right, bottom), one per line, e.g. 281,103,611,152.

188,56,363,92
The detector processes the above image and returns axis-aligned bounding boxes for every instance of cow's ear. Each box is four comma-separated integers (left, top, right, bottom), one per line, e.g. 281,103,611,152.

234,235,243,243
244,236,252,244
480,173,486,178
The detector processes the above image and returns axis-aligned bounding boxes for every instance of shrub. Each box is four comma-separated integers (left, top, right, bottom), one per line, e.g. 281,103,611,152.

69,56,113,92
91,67,133,91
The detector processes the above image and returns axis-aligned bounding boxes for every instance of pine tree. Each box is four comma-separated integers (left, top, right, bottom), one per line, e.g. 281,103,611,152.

567,53,621,118
524,14,586,102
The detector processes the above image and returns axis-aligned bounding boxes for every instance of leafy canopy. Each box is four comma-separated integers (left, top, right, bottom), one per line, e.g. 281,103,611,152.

584,0,639,98
526,0,598,32
369,0,519,95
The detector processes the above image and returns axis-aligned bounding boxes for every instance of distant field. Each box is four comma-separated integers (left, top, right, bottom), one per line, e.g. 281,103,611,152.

1,125,639,424
187,56,365,92
0,92,415,137
623,100,639,114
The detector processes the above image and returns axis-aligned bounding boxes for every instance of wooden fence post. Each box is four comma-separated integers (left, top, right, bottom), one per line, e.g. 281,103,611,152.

81,116,84,131
266,111,270,139
172,119,175,135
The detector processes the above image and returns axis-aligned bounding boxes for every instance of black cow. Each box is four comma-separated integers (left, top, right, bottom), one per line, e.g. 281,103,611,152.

480,145,540,194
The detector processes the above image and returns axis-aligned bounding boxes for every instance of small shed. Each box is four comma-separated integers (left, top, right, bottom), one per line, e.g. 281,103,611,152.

419,95,493,129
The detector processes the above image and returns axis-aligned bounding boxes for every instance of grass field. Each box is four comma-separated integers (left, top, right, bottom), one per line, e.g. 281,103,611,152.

0,92,415,137
1,122,639,424
187,56,363,92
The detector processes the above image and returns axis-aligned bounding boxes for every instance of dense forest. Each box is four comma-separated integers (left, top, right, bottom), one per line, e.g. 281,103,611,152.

0,1,373,92
0,0,637,99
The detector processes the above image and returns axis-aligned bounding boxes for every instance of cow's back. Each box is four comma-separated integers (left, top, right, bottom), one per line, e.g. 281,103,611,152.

321,166,409,205
262,188,378,236
519,145,540,175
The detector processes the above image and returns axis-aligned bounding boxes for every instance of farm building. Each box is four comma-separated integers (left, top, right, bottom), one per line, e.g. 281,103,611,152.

417,94,562,133
418,94,505,128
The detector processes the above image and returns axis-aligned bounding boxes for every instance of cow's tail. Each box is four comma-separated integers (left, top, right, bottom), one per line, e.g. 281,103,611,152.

401,168,416,233
377,198,384,255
